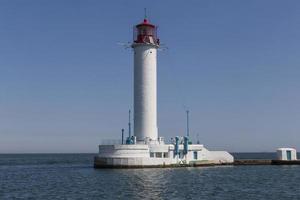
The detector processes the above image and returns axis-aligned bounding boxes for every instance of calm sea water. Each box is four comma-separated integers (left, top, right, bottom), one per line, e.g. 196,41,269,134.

1,153,300,200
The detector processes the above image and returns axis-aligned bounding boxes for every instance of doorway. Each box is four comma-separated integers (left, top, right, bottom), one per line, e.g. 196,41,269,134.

287,150,292,160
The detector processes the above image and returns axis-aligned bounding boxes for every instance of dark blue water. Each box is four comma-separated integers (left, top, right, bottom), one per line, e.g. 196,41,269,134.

1,153,300,200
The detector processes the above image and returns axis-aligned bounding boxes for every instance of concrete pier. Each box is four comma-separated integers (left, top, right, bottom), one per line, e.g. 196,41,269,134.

94,158,300,168
234,159,300,166
271,160,300,165
233,159,272,165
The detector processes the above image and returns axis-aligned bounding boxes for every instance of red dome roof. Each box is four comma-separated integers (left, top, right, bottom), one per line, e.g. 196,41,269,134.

136,18,155,28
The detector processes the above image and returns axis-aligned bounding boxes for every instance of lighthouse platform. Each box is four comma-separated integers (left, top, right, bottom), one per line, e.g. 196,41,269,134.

94,138,234,168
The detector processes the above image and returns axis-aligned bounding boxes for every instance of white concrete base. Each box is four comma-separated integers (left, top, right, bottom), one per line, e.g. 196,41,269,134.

94,142,234,168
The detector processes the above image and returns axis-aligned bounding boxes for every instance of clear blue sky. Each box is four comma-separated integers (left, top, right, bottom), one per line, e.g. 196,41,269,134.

1,0,300,153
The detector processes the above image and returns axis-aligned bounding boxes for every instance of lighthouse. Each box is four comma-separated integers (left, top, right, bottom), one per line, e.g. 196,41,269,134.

132,18,159,142
94,16,234,168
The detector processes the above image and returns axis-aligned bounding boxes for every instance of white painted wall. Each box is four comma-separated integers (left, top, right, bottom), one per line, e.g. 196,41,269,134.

96,144,234,167
133,44,158,141
277,148,297,160
98,145,150,158
208,151,234,163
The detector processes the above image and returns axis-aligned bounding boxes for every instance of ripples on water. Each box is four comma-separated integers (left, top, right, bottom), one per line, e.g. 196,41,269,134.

0,154,300,200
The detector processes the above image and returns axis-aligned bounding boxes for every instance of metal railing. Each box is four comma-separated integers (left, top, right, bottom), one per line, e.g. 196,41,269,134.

99,139,123,145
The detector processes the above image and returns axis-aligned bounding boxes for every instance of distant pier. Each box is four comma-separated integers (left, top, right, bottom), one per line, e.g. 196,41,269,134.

234,159,300,165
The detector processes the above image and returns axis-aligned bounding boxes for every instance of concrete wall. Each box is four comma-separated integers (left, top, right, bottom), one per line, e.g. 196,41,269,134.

98,145,150,158
133,44,158,141
96,144,234,167
207,151,234,163
277,148,297,160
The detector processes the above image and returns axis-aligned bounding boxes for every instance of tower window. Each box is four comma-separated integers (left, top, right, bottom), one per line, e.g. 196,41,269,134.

193,151,198,160
156,152,162,158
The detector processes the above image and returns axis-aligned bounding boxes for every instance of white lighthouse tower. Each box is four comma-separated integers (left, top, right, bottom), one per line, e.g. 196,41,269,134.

94,16,234,168
132,18,159,142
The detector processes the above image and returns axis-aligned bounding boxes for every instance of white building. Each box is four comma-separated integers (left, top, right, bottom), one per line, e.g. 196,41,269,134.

94,17,234,168
277,148,297,161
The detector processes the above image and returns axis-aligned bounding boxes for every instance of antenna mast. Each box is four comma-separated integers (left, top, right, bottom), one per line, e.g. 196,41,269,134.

128,110,131,138
144,8,147,19
186,110,190,137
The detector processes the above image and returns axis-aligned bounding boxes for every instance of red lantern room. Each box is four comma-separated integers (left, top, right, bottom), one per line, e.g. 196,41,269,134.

133,18,159,46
